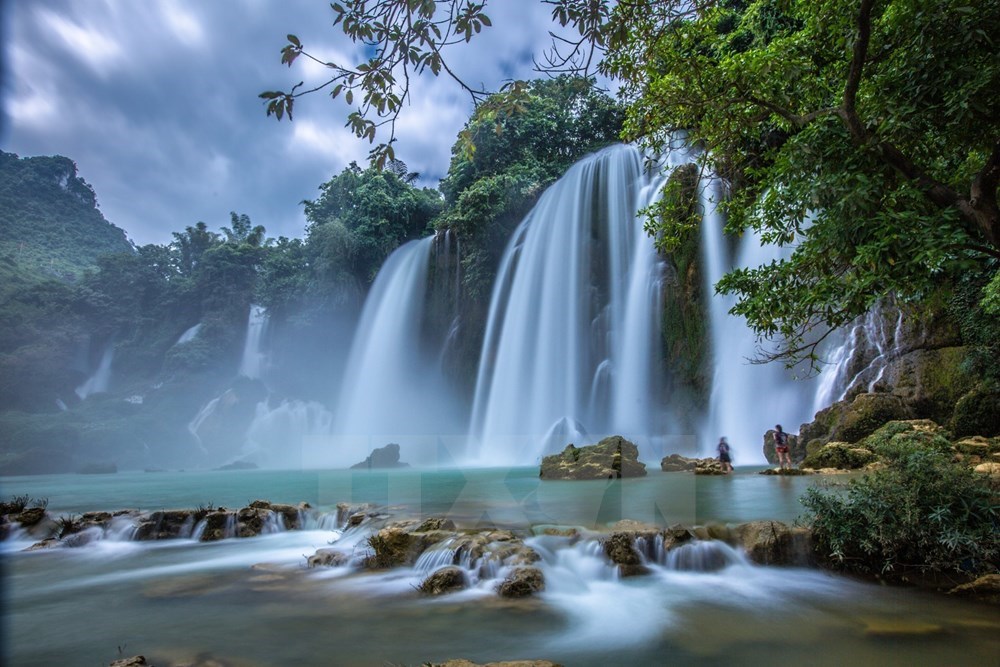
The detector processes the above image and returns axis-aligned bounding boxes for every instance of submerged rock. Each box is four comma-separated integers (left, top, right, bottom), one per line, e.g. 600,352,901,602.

110,656,150,667
539,435,647,480
307,548,349,568
431,661,561,667
419,566,467,596
693,458,727,475
496,566,545,598
758,467,813,475
350,443,410,470
948,574,1000,604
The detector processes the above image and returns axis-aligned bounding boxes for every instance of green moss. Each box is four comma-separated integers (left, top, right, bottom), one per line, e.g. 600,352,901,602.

950,383,1000,437
862,421,953,461
801,442,874,470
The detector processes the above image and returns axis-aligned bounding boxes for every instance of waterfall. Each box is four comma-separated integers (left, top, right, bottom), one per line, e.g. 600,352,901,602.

701,182,823,462
469,145,671,464
812,301,904,413
331,236,462,465
239,305,268,379
176,323,202,345
243,399,334,468
75,343,114,399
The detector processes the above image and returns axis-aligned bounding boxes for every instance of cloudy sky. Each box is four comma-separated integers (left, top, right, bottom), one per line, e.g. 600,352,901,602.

2,1,567,245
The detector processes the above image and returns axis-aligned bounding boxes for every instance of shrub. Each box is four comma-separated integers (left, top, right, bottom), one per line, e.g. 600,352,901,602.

800,442,874,470
801,448,999,578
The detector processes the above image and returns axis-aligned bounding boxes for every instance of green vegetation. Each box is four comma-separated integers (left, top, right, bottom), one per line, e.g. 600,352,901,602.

0,152,132,292
802,440,999,579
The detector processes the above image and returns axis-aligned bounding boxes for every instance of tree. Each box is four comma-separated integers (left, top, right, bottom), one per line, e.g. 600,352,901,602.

265,0,999,369
605,0,1000,366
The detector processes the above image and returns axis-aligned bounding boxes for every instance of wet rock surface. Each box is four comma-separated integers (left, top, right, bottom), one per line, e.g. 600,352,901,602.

496,566,545,598
539,436,647,480
350,442,410,469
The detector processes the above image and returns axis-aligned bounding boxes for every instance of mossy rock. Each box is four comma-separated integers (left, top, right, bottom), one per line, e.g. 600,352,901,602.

801,442,874,470
837,394,915,443
419,566,467,596
539,435,647,480
861,420,953,461
953,437,992,457
950,383,1000,438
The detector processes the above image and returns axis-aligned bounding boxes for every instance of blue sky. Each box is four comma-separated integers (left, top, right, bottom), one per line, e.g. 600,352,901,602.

2,1,565,245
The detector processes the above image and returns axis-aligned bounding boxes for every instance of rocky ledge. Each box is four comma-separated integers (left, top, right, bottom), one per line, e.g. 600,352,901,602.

539,435,647,479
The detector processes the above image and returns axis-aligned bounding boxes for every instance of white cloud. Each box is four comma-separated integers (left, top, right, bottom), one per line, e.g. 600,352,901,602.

36,8,123,74
161,0,205,47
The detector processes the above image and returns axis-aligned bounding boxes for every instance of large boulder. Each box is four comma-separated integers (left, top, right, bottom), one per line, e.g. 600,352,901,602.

539,436,647,480
694,458,727,475
351,443,410,470
798,392,915,448
881,347,973,425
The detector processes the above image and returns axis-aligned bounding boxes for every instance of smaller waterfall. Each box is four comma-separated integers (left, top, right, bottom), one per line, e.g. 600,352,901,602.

176,323,202,345
239,305,268,379
75,344,114,399
243,399,334,468
812,302,904,412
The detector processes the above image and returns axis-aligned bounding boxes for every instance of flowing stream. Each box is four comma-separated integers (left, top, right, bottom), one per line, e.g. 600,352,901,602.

3,469,997,667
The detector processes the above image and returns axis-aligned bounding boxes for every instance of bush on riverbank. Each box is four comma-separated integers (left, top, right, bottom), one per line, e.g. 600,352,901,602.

801,439,999,580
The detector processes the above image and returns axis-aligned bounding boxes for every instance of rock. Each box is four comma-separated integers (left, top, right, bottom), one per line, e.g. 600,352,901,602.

954,436,992,459
861,618,946,637
798,393,915,450
496,566,545,598
660,453,700,471
881,346,973,425
948,574,1000,604
419,566,467,596
801,442,875,470
15,506,46,527
763,430,805,465
758,467,813,475
693,458,727,475
350,443,410,469
861,419,953,457
539,436,647,480
110,656,150,667
306,549,351,568
199,510,236,542
950,383,1000,437
415,517,457,532
133,509,204,541
236,506,275,537
734,520,812,566
362,525,444,568
973,462,1000,478
601,532,649,577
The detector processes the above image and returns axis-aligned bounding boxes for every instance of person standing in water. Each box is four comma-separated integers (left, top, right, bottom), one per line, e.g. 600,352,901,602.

774,424,791,470
717,437,733,473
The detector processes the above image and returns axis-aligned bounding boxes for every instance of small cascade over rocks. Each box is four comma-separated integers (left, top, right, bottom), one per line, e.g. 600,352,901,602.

75,343,114,399
469,144,672,464
813,301,905,413
239,305,269,379
176,323,202,345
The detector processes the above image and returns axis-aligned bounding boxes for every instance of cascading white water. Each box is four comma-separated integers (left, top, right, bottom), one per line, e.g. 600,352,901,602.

239,305,268,379
812,302,904,413
176,323,202,345
469,145,672,464
701,181,823,462
331,236,462,465
243,399,334,468
75,343,114,399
